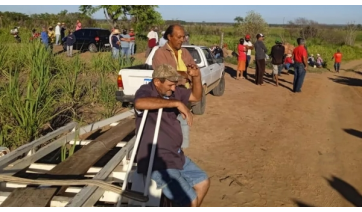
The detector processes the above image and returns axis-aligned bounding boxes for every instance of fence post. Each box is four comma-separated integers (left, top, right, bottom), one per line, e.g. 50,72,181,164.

220,32,224,47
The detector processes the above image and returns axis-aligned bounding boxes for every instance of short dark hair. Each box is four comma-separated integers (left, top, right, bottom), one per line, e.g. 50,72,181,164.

239,38,244,44
297,38,305,45
163,24,184,40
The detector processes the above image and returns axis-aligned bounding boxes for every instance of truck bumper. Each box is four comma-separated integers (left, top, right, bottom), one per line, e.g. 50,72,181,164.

115,91,135,103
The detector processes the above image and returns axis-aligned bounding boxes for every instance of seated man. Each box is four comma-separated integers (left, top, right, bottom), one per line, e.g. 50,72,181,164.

134,64,210,207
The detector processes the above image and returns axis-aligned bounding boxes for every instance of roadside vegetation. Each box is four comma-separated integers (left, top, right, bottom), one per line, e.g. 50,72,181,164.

0,8,361,149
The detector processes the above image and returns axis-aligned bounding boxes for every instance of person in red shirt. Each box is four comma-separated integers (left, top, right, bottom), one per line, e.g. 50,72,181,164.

236,38,247,80
331,49,342,73
292,38,308,93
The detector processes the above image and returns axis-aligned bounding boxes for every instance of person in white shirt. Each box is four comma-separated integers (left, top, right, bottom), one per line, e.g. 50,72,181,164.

159,31,167,47
145,26,159,58
55,23,61,45
243,34,254,79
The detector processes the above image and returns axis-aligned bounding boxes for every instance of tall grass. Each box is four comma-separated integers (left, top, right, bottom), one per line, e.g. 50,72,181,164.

0,31,143,149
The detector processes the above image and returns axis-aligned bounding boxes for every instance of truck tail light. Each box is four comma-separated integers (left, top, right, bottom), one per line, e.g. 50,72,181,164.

95,36,100,42
117,75,124,90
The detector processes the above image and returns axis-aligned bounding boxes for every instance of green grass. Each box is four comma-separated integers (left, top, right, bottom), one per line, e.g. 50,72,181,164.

0,27,143,149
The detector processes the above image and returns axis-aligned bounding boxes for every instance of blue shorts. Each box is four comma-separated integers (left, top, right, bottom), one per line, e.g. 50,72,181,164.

151,156,208,206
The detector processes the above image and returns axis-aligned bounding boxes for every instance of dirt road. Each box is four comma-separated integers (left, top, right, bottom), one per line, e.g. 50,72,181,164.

54,46,362,206
185,64,362,207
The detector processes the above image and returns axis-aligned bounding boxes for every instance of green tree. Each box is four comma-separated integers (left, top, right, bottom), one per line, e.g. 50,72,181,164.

79,5,163,31
237,11,269,42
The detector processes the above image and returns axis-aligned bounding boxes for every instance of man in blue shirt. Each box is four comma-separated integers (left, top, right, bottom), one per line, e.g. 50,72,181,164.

40,27,49,48
120,29,131,58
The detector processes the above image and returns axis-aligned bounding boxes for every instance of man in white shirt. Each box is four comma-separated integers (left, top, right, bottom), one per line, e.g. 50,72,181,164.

243,34,254,79
159,31,167,47
55,22,61,45
145,26,159,57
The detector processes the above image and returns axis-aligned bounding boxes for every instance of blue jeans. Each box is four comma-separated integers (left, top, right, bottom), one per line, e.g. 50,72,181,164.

112,47,119,59
129,42,135,55
151,156,208,206
293,63,306,93
177,114,189,149
334,62,340,72
121,47,130,58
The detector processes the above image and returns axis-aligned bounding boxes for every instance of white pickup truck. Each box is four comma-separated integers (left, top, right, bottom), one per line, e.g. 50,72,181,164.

115,45,226,115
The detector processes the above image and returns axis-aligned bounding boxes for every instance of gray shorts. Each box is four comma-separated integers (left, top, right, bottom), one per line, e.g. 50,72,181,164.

272,64,283,74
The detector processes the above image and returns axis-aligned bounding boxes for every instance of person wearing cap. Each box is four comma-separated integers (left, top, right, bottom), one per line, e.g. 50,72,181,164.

48,26,55,50
292,38,308,93
133,63,209,207
129,28,136,56
270,39,285,86
308,54,315,67
254,33,268,86
55,22,61,45
316,53,324,68
152,24,198,150
243,34,254,79
331,49,342,73
111,29,121,59
159,31,167,47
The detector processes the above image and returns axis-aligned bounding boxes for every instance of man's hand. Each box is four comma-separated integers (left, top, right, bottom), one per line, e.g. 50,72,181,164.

186,64,200,78
177,102,193,126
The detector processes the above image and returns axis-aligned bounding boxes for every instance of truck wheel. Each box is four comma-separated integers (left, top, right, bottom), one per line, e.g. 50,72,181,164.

192,86,206,115
88,43,98,53
212,73,225,96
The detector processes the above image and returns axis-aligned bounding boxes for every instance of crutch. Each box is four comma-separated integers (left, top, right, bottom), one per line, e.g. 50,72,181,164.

117,108,163,206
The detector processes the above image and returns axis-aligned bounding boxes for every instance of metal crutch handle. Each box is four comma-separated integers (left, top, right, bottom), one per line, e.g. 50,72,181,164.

117,109,149,206
142,108,163,207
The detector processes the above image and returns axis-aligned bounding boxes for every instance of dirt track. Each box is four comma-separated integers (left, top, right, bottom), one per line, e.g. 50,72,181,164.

186,64,362,207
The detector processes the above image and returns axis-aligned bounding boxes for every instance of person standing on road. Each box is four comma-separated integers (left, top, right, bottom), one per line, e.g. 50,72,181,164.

134,63,210,207
145,26,158,58
152,24,197,150
243,34,254,79
55,22,61,45
270,39,285,86
254,33,268,86
120,29,131,59
111,29,121,59
331,49,343,73
129,28,136,56
60,23,66,44
236,38,247,80
292,38,308,93
65,29,76,57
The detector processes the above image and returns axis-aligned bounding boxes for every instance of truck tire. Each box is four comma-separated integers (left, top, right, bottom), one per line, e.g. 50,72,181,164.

192,86,206,115
211,73,225,96
88,43,98,53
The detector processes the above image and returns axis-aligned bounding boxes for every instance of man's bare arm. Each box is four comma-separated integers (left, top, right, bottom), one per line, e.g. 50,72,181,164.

135,97,180,110
189,75,202,102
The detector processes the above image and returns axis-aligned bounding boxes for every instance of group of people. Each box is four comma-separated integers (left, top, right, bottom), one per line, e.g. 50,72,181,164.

235,33,343,92
27,20,81,57
109,28,135,59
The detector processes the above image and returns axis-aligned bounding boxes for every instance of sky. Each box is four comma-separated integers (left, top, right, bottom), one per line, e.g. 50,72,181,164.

0,5,362,24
